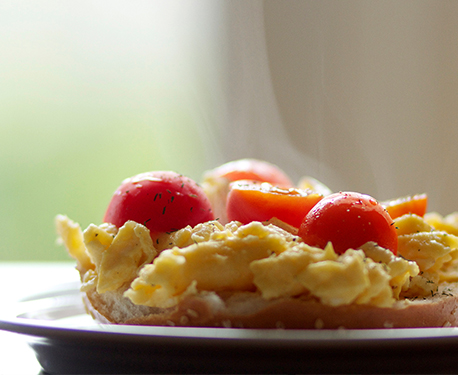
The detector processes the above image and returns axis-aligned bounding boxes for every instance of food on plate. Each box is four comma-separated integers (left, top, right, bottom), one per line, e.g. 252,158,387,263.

297,175,332,196
103,171,214,240
226,180,323,228
204,158,293,187
56,159,458,329
381,193,428,219
298,191,398,255
201,158,293,224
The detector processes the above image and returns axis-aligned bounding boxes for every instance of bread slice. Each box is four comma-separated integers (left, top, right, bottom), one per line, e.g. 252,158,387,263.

83,282,458,329
57,214,458,329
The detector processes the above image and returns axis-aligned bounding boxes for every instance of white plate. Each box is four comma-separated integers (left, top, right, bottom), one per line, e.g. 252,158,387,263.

1,283,458,374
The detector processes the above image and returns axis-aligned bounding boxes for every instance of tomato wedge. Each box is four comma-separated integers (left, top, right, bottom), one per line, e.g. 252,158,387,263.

226,180,323,228
205,158,293,187
104,171,214,236
298,191,398,255
381,194,428,219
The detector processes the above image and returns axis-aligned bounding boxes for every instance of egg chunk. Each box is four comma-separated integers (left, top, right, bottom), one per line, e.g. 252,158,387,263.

56,215,156,293
57,212,458,310
125,222,296,308
124,221,419,309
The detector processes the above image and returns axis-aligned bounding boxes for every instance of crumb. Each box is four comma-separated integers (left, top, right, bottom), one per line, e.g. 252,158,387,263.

186,309,199,318
234,320,244,328
314,318,324,329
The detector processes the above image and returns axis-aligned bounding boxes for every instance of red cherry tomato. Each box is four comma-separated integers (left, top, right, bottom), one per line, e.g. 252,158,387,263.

207,158,293,187
226,180,323,228
298,192,398,255
104,171,214,236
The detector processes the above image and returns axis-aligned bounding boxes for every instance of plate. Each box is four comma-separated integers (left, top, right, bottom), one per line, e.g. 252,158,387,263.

1,284,458,374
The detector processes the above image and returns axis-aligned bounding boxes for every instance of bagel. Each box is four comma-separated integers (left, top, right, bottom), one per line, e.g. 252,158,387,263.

83,281,458,329
56,212,458,329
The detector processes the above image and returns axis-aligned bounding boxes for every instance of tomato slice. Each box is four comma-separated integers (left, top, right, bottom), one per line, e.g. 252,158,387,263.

104,171,214,236
226,180,323,228
205,158,293,187
298,191,398,255
381,194,428,219
203,159,294,225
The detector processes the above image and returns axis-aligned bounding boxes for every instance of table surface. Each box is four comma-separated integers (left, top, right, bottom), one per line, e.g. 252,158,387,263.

0,262,79,375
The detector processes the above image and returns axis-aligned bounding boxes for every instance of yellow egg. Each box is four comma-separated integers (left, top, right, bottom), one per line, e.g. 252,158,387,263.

57,211,458,309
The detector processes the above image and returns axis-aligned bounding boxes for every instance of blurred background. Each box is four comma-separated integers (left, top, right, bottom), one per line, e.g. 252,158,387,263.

2,1,458,261
0,1,226,260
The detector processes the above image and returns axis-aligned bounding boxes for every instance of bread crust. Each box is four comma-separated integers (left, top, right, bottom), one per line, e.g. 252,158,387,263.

83,282,458,329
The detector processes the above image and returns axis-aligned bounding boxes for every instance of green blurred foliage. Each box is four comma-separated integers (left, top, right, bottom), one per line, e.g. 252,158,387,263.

0,1,224,261
0,107,208,261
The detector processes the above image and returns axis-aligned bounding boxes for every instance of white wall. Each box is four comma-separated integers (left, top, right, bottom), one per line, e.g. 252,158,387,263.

218,1,458,214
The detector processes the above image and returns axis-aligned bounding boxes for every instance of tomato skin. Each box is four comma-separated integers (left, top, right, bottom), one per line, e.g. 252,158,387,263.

381,194,428,219
298,192,398,255
104,171,214,235
206,159,293,187
226,180,323,228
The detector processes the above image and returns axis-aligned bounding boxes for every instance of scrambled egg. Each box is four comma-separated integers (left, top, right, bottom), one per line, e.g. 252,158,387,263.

56,212,458,309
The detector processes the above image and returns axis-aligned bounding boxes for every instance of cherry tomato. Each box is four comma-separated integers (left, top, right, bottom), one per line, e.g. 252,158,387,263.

226,180,323,228
104,171,214,236
298,192,398,255
206,158,293,187
381,193,428,219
